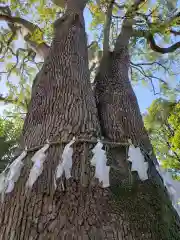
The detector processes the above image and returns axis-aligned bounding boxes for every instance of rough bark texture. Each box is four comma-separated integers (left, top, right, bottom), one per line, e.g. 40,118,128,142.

94,48,149,147
94,45,180,239
1,2,180,240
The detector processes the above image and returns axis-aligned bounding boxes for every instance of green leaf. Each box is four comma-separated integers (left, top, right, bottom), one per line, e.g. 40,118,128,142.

144,99,180,172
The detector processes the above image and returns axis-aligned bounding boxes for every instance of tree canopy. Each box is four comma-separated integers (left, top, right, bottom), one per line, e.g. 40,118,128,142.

0,0,179,99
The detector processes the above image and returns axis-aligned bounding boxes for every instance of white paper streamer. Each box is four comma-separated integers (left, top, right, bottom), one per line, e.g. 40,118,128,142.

56,137,75,181
26,142,49,189
5,149,27,193
91,140,110,188
128,145,148,181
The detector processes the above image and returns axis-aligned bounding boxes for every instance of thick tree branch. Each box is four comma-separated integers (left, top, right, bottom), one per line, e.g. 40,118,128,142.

0,14,50,59
133,10,180,53
148,34,180,54
0,14,35,31
133,29,180,53
103,0,114,54
115,0,147,51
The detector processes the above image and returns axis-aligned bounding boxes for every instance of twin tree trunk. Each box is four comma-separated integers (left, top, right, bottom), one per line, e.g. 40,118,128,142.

0,2,180,239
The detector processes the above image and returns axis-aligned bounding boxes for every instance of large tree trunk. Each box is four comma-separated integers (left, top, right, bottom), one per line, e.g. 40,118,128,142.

0,2,103,239
94,42,180,239
1,1,180,240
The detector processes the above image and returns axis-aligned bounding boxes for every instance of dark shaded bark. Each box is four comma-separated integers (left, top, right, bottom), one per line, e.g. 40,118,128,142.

94,2,180,235
94,49,149,147
94,44,180,239
0,2,107,239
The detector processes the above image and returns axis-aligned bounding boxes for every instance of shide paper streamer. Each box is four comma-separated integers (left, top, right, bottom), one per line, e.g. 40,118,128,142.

0,149,27,201
91,140,110,188
55,137,76,183
0,137,179,219
26,142,50,189
128,144,148,181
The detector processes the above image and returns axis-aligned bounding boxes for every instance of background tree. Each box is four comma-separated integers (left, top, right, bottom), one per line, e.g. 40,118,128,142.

144,98,180,177
0,113,23,172
0,0,180,239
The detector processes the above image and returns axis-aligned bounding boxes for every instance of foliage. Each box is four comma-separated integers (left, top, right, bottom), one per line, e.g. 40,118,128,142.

0,113,23,172
168,103,180,160
88,1,180,95
0,0,179,103
144,98,180,178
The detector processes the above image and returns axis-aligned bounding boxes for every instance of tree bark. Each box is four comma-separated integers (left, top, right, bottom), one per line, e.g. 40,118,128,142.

94,44,180,239
0,2,105,239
